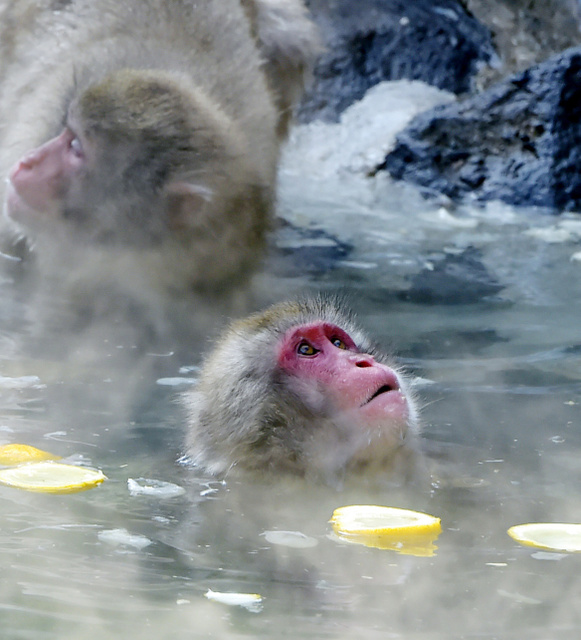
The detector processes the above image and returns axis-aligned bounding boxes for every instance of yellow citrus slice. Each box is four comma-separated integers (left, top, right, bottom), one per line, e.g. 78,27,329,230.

330,505,442,556
508,523,581,553
0,461,106,494
0,443,61,466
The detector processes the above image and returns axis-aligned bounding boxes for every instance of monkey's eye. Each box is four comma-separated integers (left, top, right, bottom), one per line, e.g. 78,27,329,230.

69,135,84,158
297,341,318,356
331,337,347,349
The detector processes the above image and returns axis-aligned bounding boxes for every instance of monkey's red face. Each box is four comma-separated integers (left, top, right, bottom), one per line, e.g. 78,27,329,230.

277,322,409,426
5,127,89,224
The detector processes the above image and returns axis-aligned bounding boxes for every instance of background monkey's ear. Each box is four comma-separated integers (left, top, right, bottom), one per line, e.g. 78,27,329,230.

164,182,214,231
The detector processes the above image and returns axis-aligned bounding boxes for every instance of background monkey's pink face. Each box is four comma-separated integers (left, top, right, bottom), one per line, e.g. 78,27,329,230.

6,127,88,221
277,321,409,424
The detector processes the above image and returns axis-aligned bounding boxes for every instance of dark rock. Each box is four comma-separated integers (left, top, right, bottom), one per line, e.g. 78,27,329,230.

400,247,503,304
381,47,581,211
300,0,496,122
462,0,581,87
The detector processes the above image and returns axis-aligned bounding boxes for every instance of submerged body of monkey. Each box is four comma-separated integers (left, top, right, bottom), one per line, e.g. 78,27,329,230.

184,297,421,483
0,0,319,297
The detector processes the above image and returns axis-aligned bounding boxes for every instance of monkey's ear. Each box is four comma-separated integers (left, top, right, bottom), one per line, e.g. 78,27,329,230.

164,182,213,231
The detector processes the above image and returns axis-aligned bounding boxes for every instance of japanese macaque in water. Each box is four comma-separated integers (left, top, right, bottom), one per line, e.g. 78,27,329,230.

0,0,319,299
184,298,421,482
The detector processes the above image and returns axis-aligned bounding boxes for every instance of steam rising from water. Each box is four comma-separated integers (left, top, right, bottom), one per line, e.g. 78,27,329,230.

0,80,581,638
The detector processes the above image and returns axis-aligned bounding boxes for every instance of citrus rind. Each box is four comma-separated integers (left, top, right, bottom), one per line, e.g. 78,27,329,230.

0,461,106,494
330,504,442,556
331,505,441,537
0,443,61,466
508,523,581,553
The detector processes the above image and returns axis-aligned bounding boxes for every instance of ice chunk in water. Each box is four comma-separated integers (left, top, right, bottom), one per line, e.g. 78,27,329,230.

127,477,186,498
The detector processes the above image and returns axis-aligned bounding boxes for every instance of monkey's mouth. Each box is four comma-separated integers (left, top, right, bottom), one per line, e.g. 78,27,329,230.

363,384,397,405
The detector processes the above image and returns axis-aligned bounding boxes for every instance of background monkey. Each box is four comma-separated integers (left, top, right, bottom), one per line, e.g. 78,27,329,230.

0,0,319,301
184,297,421,483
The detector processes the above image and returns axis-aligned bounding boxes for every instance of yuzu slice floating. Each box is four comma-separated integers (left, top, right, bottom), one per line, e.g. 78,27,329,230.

0,461,106,494
508,523,581,553
330,505,442,556
0,443,61,466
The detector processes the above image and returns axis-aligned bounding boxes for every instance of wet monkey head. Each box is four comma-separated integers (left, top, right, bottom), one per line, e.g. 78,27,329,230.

0,0,320,292
185,297,421,481
7,70,263,251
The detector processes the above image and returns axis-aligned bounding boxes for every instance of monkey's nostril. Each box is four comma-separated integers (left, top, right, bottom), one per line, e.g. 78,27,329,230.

355,360,372,368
